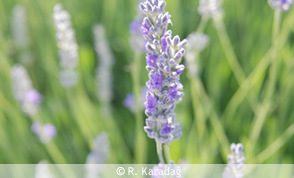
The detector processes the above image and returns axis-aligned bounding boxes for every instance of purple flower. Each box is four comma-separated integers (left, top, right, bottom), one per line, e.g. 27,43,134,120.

140,0,187,145
151,73,162,90
223,143,245,178
26,90,42,104
145,95,157,114
44,124,57,138
168,87,178,100
146,54,158,68
161,36,168,51
268,0,293,11
130,20,141,33
31,122,57,143
160,122,172,135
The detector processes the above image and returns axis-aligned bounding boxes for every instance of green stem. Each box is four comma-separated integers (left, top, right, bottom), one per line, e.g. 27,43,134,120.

247,11,281,157
213,18,245,83
163,144,171,163
254,123,294,163
132,52,147,163
156,140,165,164
193,78,230,159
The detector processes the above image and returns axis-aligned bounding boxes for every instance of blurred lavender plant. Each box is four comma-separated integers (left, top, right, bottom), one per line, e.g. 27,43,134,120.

11,5,29,49
93,24,114,114
124,87,147,113
184,32,209,78
11,64,42,116
31,122,57,143
53,4,79,87
140,0,187,145
11,5,34,65
198,0,223,18
129,0,146,52
223,143,245,178
35,160,54,178
85,132,109,178
268,0,293,11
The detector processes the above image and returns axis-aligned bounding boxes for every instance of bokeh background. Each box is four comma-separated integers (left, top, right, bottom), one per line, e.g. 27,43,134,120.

0,0,294,164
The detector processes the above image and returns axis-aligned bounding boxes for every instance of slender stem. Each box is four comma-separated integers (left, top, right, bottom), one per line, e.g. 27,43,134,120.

156,140,165,164
254,123,294,163
132,52,147,163
163,144,171,163
213,18,245,83
193,78,230,159
247,11,281,157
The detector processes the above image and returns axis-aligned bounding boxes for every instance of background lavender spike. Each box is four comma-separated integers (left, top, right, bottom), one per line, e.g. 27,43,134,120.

53,4,79,87
140,0,187,145
11,64,42,116
223,143,246,178
11,5,29,50
85,132,110,178
31,122,57,143
268,0,293,11
124,87,147,113
35,160,54,178
198,0,223,18
184,32,209,78
129,0,146,52
93,24,115,115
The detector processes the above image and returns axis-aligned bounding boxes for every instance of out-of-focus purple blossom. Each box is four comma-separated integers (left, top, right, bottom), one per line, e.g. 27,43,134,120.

223,143,245,178
85,132,109,178
53,4,79,87
184,32,209,78
198,0,223,18
123,87,147,113
129,0,146,52
11,64,42,116
268,0,293,11
31,122,57,143
140,0,187,145
93,24,114,115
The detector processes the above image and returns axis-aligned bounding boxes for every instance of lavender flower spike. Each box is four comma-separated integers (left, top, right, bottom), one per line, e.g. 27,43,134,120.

86,132,110,178
11,64,42,116
140,0,187,145
268,0,293,11
53,4,79,87
185,32,209,78
11,5,29,49
223,143,246,178
198,0,223,18
93,24,115,110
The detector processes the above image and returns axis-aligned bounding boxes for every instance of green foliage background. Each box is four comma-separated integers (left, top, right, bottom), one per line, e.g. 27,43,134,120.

0,0,294,164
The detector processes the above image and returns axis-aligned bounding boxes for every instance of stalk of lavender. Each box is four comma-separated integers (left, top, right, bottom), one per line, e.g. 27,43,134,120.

140,0,187,163
223,143,245,178
53,4,79,88
93,24,114,116
11,64,66,163
11,64,42,117
129,0,148,163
